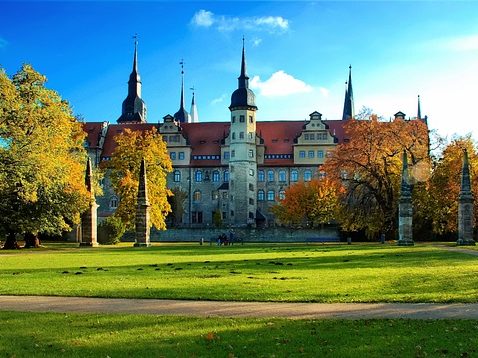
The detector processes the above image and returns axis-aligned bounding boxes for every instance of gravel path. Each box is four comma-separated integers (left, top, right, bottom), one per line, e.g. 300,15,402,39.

1,295,478,319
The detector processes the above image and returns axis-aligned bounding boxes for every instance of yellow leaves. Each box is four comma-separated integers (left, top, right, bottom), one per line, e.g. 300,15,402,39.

108,127,172,230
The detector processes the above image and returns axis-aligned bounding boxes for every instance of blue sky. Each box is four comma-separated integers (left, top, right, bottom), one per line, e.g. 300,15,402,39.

1,1,477,140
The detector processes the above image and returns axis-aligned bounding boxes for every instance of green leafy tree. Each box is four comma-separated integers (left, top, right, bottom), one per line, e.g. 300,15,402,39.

167,187,188,227
0,65,89,249
107,128,173,231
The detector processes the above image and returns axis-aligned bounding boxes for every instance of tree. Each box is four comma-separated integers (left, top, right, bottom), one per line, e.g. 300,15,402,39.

323,117,430,238
422,136,478,237
271,178,341,228
167,187,188,227
0,65,89,249
107,127,173,231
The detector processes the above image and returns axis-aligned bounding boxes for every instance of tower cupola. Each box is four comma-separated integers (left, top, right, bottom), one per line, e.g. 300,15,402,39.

118,36,147,123
229,39,257,111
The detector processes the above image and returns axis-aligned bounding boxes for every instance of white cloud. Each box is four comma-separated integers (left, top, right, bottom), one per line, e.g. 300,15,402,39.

250,70,313,97
319,87,330,97
191,10,289,33
252,38,263,47
429,34,478,53
191,9,214,27
211,94,226,105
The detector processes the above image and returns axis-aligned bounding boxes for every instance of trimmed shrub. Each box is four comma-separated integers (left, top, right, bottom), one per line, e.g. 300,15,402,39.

98,216,125,245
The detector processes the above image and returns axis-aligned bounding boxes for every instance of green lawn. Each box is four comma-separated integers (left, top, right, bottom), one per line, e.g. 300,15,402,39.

1,243,477,302
1,311,477,358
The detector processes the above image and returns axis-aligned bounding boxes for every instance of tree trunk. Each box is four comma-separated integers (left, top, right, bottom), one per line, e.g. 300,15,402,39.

2,231,20,250
23,232,41,248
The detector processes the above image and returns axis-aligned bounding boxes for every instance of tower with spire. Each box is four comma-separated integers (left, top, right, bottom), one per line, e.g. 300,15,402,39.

189,87,199,123
342,66,355,120
117,36,147,123
228,38,258,227
173,60,191,123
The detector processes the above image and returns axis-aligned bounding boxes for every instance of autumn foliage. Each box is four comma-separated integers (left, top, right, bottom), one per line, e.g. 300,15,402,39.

272,178,341,228
323,117,430,237
107,128,173,231
0,65,89,248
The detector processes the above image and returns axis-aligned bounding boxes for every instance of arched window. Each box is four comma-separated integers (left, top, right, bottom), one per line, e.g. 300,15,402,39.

257,190,265,201
278,170,286,182
224,170,229,182
304,170,312,182
268,170,275,182
232,132,236,140
279,190,286,200
109,196,118,209
267,190,275,201
173,170,181,182
212,170,220,182
291,169,298,182
195,170,203,182
258,170,265,182
193,190,202,202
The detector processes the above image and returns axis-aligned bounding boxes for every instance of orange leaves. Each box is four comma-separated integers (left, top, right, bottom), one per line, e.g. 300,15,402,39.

107,127,172,230
272,178,340,228
323,118,430,237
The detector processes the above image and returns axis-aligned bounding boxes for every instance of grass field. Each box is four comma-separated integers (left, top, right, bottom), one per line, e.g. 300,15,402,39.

1,243,477,303
1,311,478,358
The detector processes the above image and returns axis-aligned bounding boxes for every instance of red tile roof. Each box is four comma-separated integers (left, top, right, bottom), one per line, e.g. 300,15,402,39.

88,119,348,165
82,122,105,149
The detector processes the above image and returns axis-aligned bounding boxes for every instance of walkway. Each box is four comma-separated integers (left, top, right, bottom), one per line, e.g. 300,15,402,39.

1,295,478,319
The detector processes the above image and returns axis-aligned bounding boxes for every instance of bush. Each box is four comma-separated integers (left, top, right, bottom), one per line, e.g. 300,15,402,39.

98,216,125,245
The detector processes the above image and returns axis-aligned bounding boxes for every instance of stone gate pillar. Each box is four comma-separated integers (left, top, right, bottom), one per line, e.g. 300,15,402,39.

398,151,414,246
457,150,475,246
80,157,99,247
134,158,151,247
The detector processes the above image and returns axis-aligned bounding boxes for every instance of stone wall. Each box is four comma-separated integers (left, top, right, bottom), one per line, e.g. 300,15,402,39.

121,226,340,243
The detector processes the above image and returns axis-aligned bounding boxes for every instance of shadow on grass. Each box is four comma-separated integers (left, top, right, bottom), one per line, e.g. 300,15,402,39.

1,311,478,358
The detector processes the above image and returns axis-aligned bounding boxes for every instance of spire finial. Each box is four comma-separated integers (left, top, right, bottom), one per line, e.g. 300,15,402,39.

417,94,422,119
342,65,355,120
238,37,249,88
179,59,185,109
132,34,139,72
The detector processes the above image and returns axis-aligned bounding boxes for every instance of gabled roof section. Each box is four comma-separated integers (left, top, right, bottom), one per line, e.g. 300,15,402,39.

82,122,105,149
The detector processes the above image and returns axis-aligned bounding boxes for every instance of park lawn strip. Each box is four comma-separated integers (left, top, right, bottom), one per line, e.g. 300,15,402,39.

1,311,477,358
1,244,477,303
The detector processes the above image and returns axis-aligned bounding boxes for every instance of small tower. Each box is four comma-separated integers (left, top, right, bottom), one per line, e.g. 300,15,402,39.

417,95,422,120
228,38,258,227
134,158,151,247
80,158,99,247
173,60,191,123
342,66,355,120
457,150,475,246
118,36,147,123
190,87,199,123
398,151,414,246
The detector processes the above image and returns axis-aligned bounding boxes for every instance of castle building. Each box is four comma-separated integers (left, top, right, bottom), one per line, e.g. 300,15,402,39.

84,40,423,228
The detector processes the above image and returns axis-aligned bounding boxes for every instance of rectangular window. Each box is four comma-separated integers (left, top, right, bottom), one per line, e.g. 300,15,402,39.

224,151,230,160
317,150,324,158
249,115,253,123
248,132,254,139
240,115,245,122
178,152,185,160
232,116,236,123
304,134,309,140
299,150,306,158
239,132,244,139
249,198,254,205
308,150,314,158
249,183,254,191
170,152,176,160
248,149,254,158
231,150,235,158
192,211,203,224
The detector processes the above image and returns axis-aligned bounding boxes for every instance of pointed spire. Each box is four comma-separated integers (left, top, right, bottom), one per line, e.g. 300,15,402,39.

417,95,422,119
342,66,355,120
118,35,147,123
85,157,93,195
238,36,249,89
190,86,199,123
460,149,472,195
138,158,149,206
173,59,190,123
230,38,257,110
400,150,411,197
